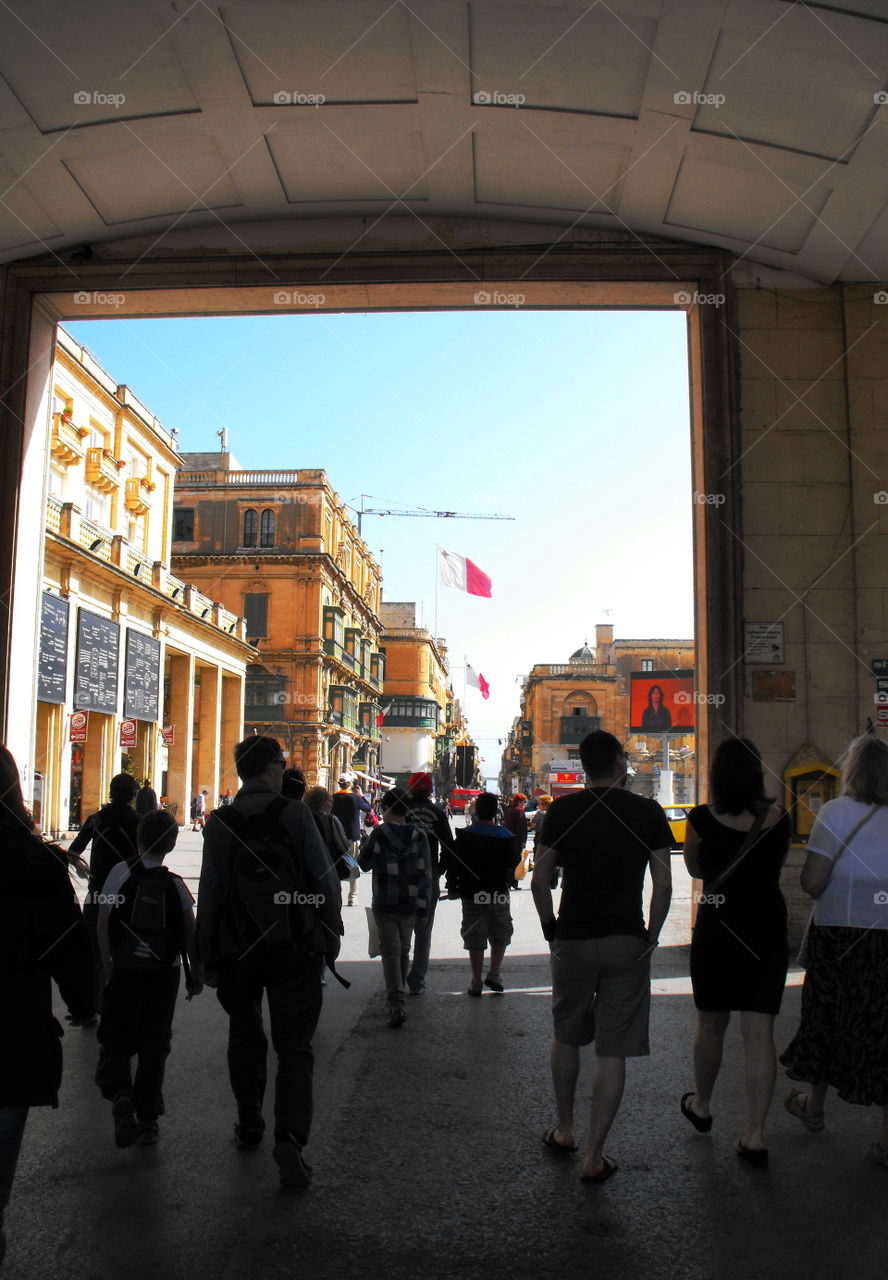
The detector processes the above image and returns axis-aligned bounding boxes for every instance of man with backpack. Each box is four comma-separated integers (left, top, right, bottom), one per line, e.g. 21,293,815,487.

69,772,141,1013
94,808,201,1148
358,788,431,1028
403,773,454,994
198,736,343,1189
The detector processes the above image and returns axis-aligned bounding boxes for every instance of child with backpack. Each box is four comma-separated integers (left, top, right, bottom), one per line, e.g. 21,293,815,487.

358,789,431,1028
95,809,202,1148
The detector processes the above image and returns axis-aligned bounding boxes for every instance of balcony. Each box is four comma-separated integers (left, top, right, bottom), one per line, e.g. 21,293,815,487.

45,494,63,535
50,413,88,466
560,715,600,745
85,447,124,493
124,475,153,516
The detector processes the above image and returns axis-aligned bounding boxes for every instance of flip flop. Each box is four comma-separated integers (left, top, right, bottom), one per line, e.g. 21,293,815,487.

784,1088,825,1133
542,1128,578,1154
735,1141,768,1169
681,1091,713,1133
580,1157,618,1184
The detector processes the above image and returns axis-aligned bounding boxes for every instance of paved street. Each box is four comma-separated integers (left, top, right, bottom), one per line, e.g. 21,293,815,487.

6,828,884,1280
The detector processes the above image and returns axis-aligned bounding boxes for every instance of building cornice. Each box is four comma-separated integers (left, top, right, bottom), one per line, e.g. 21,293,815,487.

46,531,255,658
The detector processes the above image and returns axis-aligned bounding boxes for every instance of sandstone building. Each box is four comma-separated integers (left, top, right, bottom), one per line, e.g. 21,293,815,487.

38,330,252,834
377,601,471,793
172,458,384,787
502,624,694,801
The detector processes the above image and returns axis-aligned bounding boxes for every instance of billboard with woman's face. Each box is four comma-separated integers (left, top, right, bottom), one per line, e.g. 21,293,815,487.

630,670,695,733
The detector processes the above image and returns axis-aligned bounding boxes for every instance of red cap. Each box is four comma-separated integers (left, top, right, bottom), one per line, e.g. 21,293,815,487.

407,772,433,794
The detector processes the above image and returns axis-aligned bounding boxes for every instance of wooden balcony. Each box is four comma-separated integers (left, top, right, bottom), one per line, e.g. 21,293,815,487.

124,475,152,515
85,447,124,493
50,413,89,465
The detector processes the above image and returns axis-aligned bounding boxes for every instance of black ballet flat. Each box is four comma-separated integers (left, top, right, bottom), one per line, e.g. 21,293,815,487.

736,1141,768,1168
680,1092,713,1133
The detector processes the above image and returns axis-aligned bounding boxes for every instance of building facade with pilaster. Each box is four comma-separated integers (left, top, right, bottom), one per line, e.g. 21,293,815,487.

38,329,252,835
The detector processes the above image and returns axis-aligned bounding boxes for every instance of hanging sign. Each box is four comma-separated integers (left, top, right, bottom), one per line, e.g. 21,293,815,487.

124,631,161,722
119,719,137,748
75,610,120,711
70,710,89,743
160,724,175,746
38,593,69,704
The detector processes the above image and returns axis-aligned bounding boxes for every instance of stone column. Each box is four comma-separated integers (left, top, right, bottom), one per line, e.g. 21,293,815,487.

165,650,194,824
220,672,243,795
194,663,221,810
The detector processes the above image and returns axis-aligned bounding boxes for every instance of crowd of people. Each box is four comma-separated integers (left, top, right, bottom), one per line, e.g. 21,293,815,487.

2,726,888,1265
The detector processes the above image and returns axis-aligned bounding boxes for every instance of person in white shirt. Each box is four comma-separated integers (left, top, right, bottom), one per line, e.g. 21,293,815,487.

780,733,888,1168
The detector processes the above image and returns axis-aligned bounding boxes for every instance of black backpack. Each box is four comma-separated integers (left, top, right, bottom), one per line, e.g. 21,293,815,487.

108,864,185,974
212,797,318,955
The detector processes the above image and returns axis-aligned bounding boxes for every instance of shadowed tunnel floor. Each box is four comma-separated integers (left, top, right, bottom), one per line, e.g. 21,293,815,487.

7,857,887,1280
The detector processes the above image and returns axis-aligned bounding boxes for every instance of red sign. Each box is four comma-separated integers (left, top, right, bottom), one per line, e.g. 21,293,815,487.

70,711,88,743
160,724,175,746
553,772,583,783
630,670,695,734
119,719,137,748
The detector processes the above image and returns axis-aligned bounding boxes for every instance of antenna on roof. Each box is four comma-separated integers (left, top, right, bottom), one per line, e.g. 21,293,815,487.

217,427,229,452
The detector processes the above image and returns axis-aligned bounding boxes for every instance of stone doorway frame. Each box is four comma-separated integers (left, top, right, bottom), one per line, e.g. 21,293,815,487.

0,241,741,792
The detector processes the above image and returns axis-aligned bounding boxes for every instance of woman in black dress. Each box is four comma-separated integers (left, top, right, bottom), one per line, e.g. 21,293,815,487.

680,737,790,1167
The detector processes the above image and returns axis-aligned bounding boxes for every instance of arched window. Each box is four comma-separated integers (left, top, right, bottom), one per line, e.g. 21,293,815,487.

260,508,275,547
243,508,257,546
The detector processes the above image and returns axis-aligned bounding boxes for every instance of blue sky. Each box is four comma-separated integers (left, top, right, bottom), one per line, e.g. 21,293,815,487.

65,309,693,781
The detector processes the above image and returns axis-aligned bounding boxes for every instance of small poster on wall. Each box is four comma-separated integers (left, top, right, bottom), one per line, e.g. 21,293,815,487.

70,710,89,742
744,622,784,665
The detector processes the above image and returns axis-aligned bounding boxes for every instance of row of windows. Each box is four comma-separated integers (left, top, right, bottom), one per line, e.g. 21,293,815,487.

172,508,276,547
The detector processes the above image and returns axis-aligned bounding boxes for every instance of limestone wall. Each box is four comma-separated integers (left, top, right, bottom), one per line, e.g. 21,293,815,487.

738,283,888,938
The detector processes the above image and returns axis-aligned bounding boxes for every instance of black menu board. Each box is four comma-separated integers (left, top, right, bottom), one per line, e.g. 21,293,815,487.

75,610,120,711
124,630,161,722
38,593,69,704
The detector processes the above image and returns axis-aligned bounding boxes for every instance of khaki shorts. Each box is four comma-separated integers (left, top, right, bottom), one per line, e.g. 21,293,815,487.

460,898,513,950
550,935,651,1056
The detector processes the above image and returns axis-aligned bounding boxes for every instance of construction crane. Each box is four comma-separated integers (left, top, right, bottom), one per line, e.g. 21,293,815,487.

354,495,514,536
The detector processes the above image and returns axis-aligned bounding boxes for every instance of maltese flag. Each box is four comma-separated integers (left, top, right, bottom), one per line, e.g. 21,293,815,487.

438,547,492,597
467,665,490,700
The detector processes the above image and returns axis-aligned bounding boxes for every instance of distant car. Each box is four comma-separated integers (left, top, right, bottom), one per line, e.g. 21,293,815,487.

663,805,691,850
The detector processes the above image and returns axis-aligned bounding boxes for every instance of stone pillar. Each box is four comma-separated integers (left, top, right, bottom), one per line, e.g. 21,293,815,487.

194,663,221,810
82,711,114,818
166,650,194,823
220,672,242,795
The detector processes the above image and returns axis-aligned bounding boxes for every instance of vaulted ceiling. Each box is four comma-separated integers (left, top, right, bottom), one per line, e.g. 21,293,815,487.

2,0,888,283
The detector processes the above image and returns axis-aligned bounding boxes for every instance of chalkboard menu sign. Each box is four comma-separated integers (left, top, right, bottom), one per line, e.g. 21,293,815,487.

124,630,161,722
75,610,120,711
38,593,69,704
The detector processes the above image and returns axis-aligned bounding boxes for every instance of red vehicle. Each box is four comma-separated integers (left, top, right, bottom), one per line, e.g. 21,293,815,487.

449,787,482,814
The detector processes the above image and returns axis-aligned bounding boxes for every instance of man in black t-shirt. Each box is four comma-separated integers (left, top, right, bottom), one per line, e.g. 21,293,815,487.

531,731,672,1184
